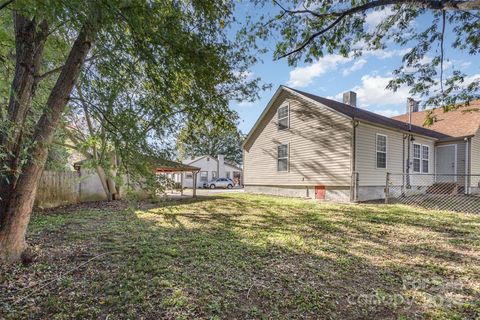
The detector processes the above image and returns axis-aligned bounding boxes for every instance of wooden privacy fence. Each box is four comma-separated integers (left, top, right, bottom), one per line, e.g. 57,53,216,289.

35,170,108,209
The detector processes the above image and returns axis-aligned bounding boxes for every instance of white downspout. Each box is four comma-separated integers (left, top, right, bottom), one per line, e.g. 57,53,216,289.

465,137,469,194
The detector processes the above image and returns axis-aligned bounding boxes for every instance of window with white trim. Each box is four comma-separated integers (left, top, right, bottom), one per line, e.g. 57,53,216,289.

277,104,289,130
212,171,217,179
277,144,288,172
413,143,421,172
376,134,387,169
200,171,208,181
421,145,430,173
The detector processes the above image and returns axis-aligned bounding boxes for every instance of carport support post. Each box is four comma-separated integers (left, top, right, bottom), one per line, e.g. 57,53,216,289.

192,171,197,198
385,172,390,204
180,173,184,196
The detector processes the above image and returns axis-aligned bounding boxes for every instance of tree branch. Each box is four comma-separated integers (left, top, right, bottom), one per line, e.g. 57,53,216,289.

35,56,96,84
276,0,480,60
0,0,14,11
440,10,446,98
278,13,348,59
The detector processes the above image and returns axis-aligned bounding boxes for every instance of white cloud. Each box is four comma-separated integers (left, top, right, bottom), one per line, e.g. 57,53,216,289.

350,74,411,107
287,48,411,88
342,59,367,76
287,54,352,87
374,109,401,117
366,48,411,59
365,8,394,31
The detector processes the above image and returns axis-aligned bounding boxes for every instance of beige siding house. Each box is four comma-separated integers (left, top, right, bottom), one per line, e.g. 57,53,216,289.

243,86,480,201
243,90,352,200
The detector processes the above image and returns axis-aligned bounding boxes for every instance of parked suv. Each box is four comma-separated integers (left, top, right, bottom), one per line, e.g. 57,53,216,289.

203,178,234,189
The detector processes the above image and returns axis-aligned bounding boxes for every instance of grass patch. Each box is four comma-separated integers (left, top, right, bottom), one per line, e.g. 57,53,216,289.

1,193,479,319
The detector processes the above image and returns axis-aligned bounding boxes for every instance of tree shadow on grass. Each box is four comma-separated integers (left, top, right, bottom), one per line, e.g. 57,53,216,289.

1,194,479,319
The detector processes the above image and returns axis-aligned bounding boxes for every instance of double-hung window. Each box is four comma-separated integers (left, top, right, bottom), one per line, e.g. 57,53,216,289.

421,145,430,173
278,104,289,130
277,144,288,172
200,171,208,182
376,134,387,169
413,144,421,172
413,144,429,173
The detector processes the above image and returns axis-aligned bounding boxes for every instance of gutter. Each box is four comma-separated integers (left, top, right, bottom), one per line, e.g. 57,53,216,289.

465,137,470,194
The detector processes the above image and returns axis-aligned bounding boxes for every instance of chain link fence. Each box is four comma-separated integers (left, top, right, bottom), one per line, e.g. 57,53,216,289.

385,173,480,213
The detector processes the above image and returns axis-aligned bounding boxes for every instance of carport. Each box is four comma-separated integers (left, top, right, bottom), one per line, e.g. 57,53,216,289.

154,159,200,198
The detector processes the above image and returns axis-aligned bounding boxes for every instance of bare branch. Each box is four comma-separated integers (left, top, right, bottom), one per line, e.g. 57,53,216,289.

440,10,446,98
35,56,96,83
272,0,322,18
278,13,348,59
277,0,480,60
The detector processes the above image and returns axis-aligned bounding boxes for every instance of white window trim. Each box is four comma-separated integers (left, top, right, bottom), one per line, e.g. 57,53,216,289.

277,143,289,172
277,103,289,131
413,143,430,173
421,145,430,174
413,143,421,173
375,134,387,169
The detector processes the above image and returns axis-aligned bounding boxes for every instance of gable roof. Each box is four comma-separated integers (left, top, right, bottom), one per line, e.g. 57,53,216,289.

391,100,480,137
183,155,242,171
243,86,450,147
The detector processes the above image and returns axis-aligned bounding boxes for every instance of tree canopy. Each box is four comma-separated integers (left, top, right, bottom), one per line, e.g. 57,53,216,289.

246,0,480,108
176,120,244,165
0,0,263,263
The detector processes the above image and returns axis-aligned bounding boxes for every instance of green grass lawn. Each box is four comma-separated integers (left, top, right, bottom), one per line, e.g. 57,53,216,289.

1,193,479,319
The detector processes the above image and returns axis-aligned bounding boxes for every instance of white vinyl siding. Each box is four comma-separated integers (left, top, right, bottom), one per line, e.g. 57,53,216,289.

243,91,352,186
356,122,436,186
471,130,480,175
376,134,387,169
277,104,289,130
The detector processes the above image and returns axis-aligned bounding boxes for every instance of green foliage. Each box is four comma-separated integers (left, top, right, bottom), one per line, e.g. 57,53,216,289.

176,120,244,164
245,1,480,108
44,144,70,171
1,0,264,188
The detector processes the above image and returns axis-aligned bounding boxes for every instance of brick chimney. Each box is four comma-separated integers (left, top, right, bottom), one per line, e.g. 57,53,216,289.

217,155,225,178
343,91,357,107
406,98,419,113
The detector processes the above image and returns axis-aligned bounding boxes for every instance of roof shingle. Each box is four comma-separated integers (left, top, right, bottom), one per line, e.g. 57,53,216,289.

391,100,480,137
286,87,451,140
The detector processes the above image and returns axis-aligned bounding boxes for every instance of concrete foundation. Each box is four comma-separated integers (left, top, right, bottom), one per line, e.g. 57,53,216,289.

244,185,351,202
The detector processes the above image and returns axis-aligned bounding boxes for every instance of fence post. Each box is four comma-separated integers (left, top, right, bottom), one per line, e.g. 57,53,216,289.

385,172,390,204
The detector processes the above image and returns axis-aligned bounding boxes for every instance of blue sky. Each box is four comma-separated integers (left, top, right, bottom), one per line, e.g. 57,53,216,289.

229,3,479,134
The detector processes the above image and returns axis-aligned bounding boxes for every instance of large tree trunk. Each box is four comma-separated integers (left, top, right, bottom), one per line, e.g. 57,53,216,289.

0,13,48,216
0,21,97,264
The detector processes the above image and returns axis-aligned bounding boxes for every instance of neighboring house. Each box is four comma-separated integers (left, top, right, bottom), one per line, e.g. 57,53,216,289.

242,85,480,202
181,155,243,188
